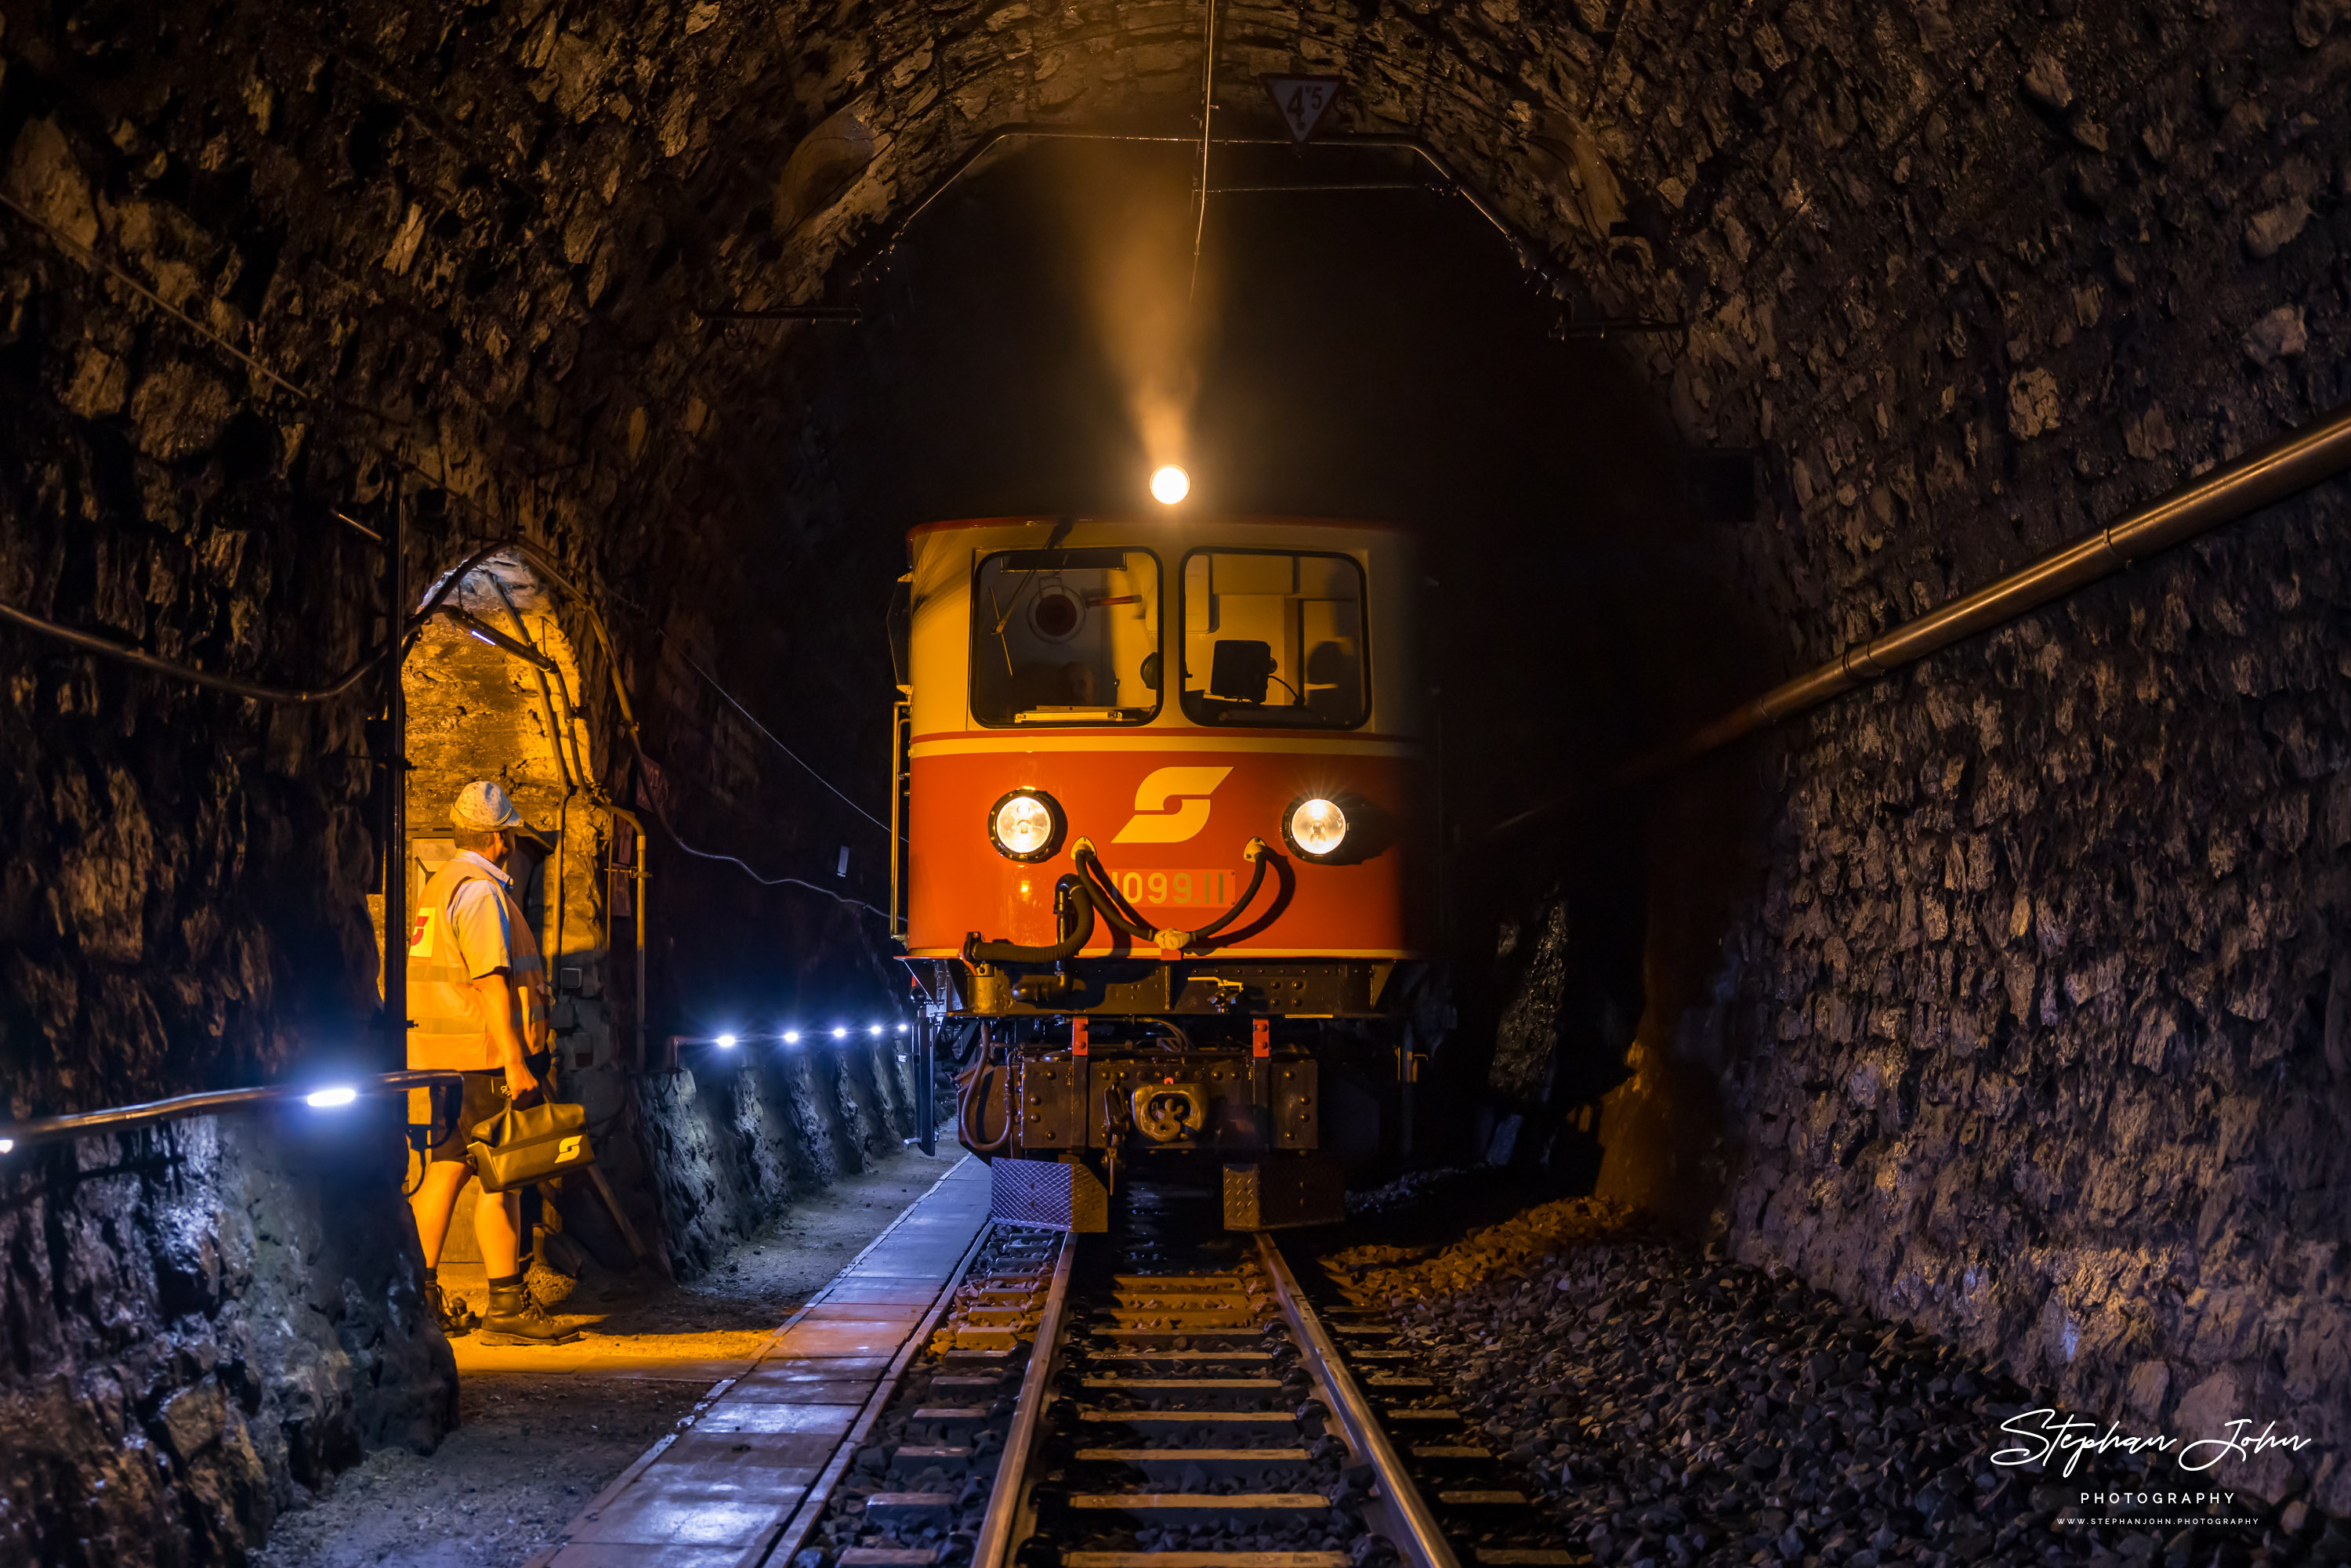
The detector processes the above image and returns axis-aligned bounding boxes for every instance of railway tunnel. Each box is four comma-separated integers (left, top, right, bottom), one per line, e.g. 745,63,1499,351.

1,0,2348,1561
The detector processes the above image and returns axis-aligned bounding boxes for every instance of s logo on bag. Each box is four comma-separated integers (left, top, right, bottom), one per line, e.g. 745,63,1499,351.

559,1135,583,1161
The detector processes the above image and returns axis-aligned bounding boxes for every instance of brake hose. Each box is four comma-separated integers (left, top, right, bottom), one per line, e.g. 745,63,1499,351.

963,875,1093,964
1072,838,1271,952
1186,839,1273,942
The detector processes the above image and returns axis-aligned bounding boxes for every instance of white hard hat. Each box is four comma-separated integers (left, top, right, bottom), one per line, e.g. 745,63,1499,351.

451,780,531,834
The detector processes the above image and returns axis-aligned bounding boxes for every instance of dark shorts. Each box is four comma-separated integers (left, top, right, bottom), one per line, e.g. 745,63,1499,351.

425,1059,549,1163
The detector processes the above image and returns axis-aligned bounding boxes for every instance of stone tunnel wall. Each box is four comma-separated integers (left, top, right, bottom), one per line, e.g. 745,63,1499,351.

7,0,2351,1541
1563,0,2351,1516
0,2,919,1555
637,1035,920,1278
0,1109,452,1564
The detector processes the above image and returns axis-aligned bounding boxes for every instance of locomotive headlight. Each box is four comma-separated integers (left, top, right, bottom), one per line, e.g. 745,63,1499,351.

1284,797,1349,860
1150,465,1190,505
988,788,1065,861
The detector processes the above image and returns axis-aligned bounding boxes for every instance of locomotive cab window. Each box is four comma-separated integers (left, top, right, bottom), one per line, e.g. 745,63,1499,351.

1180,550,1367,728
970,547,1163,726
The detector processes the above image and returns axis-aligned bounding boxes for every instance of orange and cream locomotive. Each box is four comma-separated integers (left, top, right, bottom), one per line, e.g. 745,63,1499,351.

891,515,1436,1229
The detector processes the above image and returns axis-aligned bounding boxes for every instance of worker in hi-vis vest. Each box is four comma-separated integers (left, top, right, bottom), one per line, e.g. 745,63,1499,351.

404,780,579,1346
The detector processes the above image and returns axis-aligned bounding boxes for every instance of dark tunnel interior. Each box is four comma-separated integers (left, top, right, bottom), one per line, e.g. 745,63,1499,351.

686,136,1757,1148
3,0,2350,1556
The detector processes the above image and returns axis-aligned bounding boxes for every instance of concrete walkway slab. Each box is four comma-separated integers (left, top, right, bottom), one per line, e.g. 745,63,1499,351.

534,1157,991,1568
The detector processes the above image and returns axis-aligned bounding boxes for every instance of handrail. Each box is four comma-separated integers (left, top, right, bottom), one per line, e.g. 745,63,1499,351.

1487,393,2351,835
0,1070,465,1152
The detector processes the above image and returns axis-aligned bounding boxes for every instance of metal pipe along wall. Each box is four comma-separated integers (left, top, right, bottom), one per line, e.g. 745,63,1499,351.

1622,395,2351,791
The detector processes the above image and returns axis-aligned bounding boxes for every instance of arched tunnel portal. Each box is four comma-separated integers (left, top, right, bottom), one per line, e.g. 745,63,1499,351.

2,0,2349,1556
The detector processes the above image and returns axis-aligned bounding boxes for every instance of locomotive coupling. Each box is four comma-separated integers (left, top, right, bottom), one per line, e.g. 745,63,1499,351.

1130,1081,1207,1143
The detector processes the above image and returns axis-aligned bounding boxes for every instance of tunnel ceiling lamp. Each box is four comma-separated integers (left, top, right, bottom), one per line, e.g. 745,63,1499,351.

304,1085,360,1109
782,1030,802,1045
868,1023,885,1037
831,1026,849,1040
1150,465,1190,505
716,1034,739,1048
897,1023,909,1034
0,1137,15,1153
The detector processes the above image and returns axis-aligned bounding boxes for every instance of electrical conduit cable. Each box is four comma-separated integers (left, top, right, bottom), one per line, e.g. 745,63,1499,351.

435,542,893,918
0,598,398,704
956,1037,1011,1156
7,526,885,911
1,538,548,707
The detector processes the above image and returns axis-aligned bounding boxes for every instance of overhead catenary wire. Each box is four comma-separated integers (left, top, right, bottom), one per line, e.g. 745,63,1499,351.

1188,0,1221,302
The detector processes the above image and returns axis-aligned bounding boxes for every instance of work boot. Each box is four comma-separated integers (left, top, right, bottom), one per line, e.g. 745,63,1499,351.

480,1282,581,1347
427,1279,479,1337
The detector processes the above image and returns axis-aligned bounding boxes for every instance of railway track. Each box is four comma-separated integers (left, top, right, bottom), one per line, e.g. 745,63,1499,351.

793,1186,1581,1568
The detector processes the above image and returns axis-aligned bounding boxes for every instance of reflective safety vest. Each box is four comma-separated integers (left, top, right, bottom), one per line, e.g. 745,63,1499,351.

404,854,542,1071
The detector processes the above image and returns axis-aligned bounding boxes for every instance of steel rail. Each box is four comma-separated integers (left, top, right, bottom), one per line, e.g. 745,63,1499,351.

0,1069,466,1150
1256,1233,1462,1568
974,1231,1078,1568
763,1209,997,1568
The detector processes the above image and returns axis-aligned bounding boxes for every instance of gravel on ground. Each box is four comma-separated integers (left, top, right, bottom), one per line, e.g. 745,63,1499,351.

1319,1182,2342,1568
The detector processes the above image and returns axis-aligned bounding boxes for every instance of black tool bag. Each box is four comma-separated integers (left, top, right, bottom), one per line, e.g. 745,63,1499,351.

468,1099,596,1193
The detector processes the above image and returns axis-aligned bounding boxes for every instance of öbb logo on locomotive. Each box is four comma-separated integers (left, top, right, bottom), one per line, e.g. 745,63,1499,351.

893,514,1434,1230
1111,765,1233,843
